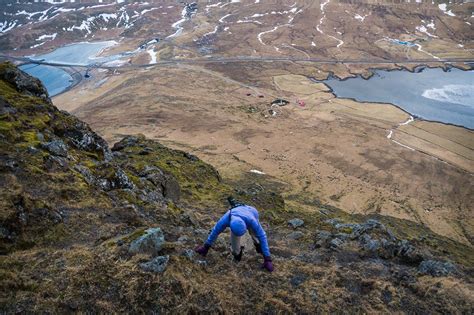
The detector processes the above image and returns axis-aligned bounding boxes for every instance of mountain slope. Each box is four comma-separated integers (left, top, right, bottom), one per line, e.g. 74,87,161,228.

0,63,473,313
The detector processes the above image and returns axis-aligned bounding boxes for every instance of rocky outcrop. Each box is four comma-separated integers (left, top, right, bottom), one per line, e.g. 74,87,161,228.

139,255,169,273
419,260,456,277
288,218,304,229
0,63,48,99
0,63,223,253
41,140,68,157
129,227,165,256
318,219,425,264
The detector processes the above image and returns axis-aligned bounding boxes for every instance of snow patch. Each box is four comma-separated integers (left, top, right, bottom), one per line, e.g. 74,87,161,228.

438,3,456,16
203,25,218,37
219,13,233,23
205,2,221,12
354,14,368,22
37,33,57,41
0,21,18,33
147,48,157,64
416,20,437,37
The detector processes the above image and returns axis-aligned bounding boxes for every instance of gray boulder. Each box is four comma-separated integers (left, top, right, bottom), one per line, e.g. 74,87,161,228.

97,169,135,191
287,231,305,240
41,140,68,157
325,218,341,226
182,249,195,260
314,231,332,248
111,135,141,151
395,240,424,264
351,219,384,238
329,237,345,249
139,166,181,202
177,235,189,243
288,218,304,229
364,239,381,252
73,165,96,185
419,260,456,277
62,119,113,161
139,255,169,273
0,64,49,98
290,274,307,287
129,227,165,256
113,169,135,190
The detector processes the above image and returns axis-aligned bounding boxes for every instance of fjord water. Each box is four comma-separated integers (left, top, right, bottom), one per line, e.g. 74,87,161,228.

19,64,73,97
29,41,118,65
20,41,118,96
321,67,474,129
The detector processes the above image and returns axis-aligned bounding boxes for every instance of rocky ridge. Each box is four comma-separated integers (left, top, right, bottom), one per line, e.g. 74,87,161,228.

0,63,473,313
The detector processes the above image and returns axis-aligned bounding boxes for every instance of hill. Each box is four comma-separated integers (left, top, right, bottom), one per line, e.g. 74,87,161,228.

0,63,473,312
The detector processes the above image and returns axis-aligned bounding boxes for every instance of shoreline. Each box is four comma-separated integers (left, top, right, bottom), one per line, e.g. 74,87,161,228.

312,66,474,132
54,66,83,97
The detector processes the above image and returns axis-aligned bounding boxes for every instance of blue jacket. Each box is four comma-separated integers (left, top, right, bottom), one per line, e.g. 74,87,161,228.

205,205,271,257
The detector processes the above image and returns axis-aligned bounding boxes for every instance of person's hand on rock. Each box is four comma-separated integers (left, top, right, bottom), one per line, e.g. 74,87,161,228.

262,256,274,272
195,244,210,256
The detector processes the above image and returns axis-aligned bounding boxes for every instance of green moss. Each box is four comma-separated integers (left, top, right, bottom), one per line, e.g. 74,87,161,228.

25,163,46,175
0,80,45,110
15,131,41,150
339,227,354,234
115,138,232,206
79,158,98,169
22,131,39,143
121,227,147,243
27,113,50,130
0,122,19,142
125,171,141,186
0,79,17,96
167,201,182,216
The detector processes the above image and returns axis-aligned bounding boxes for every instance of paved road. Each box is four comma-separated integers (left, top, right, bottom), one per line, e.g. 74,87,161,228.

1,54,473,70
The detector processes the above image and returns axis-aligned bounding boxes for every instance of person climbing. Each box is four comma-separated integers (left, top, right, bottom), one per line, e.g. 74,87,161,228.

195,197,274,272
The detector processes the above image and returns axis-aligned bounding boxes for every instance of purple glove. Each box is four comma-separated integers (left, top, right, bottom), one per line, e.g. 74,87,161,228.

262,256,274,272
195,243,210,256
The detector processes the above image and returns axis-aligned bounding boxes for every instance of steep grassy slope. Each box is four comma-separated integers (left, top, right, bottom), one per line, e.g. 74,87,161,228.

0,63,472,313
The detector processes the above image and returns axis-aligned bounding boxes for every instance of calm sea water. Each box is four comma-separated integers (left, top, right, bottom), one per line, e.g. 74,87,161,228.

30,41,118,65
19,63,73,97
320,67,474,129
20,41,118,96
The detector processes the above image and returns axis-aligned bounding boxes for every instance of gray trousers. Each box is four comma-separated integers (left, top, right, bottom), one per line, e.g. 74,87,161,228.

230,229,259,255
